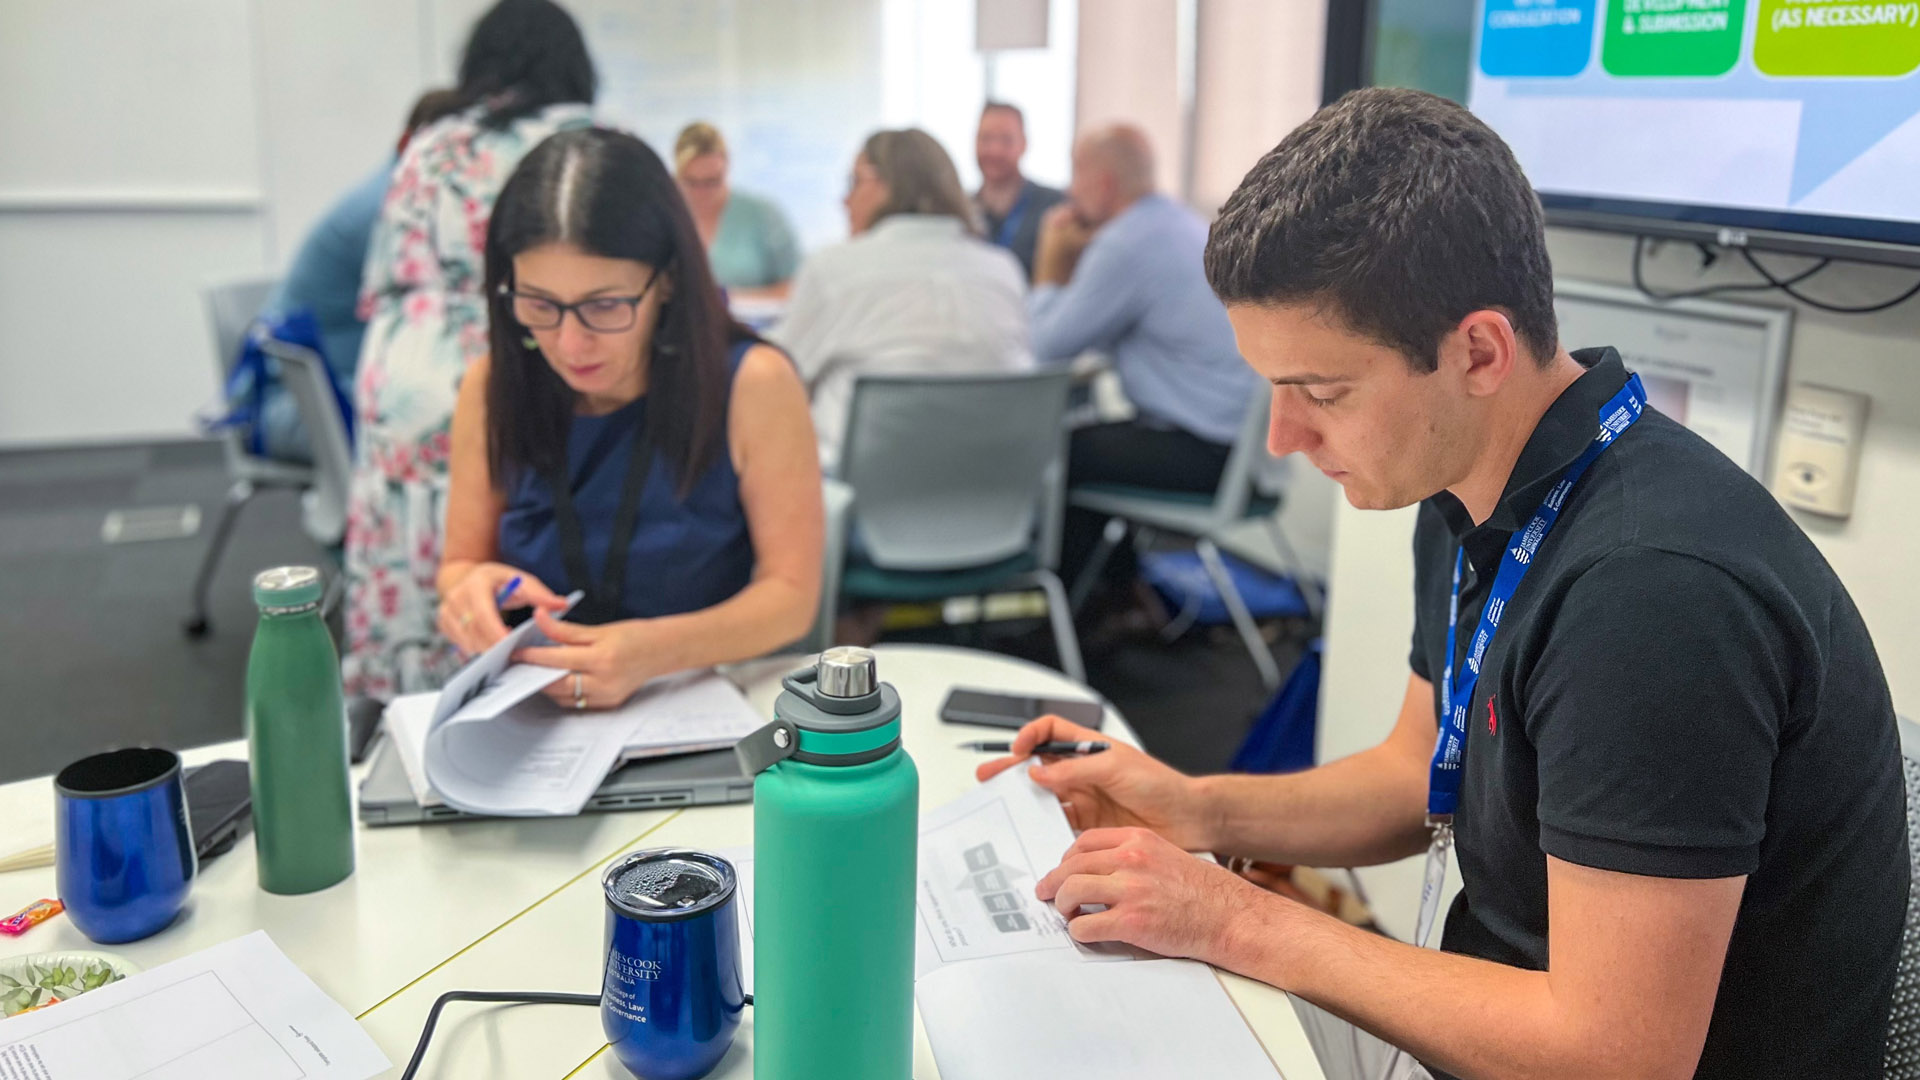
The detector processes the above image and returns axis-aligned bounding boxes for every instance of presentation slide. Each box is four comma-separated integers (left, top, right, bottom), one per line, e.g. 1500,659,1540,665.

1467,1,1920,229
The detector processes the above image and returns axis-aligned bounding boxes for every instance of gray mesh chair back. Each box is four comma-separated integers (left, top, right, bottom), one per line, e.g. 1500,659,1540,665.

1888,716,1920,1079
792,478,855,655
203,277,283,469
206,276,277,384
184,276,311,637
839,370,1074,571
264,339,351,546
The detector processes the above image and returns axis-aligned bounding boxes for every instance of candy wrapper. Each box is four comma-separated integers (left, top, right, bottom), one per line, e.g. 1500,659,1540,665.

0,899,63,937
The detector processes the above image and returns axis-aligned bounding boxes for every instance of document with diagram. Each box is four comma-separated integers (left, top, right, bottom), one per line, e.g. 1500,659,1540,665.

727,768,1281,1079
0,932,386,1080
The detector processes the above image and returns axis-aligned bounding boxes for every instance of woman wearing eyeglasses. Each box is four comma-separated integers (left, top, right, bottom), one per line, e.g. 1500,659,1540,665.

433,128,823,710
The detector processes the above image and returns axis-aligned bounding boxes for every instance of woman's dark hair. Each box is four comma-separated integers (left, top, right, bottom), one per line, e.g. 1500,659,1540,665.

455,0,597,130
484,128,749,498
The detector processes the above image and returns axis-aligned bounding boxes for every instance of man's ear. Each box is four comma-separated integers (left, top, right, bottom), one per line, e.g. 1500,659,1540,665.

1451,309,1522,399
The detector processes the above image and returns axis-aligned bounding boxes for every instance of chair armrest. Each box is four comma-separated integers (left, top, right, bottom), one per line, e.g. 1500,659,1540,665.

1038,451,1066,571
797,477,857,654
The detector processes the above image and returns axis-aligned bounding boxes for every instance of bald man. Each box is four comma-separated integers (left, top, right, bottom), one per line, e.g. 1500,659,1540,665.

1030,125,1259,614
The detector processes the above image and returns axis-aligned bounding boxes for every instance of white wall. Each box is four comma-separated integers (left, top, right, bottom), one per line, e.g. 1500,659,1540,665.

1074,0,1185,196
1317,232,1920,939
0,0,437,448
1190,0,1326,215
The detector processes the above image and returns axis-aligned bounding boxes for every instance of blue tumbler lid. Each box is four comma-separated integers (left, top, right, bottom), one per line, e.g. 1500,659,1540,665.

604,849,737,922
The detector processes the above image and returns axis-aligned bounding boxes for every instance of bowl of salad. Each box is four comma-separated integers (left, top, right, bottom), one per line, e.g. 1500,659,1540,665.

0,952,138,1016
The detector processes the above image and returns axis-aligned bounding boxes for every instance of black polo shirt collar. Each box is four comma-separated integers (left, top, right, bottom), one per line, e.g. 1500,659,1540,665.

1429,348,1631,567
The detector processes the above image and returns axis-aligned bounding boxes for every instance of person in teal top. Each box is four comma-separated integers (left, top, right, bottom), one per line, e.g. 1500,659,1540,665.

674,122,801,294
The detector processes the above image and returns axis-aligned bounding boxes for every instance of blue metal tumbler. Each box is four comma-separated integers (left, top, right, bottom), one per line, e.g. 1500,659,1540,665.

601,849,744,1080
55,747,197,944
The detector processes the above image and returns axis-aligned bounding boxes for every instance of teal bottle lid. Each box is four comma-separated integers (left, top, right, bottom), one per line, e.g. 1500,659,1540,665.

738,647,904,773
252,566,324,612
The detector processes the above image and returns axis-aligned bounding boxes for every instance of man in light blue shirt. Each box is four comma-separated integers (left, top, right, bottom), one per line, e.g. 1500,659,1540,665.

1029,124,1259,606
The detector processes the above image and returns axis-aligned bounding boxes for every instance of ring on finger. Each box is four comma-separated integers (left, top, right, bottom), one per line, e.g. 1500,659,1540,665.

573,672,586,711
459,611,473,629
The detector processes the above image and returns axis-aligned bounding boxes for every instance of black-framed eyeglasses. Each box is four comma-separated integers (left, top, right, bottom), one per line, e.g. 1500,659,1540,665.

500,265,665,334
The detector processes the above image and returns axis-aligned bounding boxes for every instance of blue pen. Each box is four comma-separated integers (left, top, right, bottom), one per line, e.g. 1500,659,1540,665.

494,576,523,608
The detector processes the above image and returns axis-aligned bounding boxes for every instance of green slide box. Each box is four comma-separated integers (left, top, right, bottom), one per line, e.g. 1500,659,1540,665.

1754,0,1920,76
1604,0,1748,76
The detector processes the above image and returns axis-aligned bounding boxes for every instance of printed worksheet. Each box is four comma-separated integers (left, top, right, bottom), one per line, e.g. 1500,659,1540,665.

0,932,386,1080
722,771,1279,1080
912,765,1113,975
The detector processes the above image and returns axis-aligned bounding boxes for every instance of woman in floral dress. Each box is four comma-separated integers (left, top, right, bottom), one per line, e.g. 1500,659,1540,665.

343,0,596,698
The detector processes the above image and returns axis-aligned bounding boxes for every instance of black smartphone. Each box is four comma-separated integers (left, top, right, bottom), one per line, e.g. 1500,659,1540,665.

184,760,253,863
938,688,1105,731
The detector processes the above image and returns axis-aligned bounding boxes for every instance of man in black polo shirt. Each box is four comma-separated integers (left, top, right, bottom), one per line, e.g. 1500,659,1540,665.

978,88,1907,1079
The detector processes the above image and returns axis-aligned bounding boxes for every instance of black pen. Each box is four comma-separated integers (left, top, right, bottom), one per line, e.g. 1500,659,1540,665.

959,740,1110,755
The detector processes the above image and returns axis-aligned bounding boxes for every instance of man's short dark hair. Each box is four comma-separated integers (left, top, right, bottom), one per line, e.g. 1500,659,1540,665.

1204,88,1558,371
981,101,1026,131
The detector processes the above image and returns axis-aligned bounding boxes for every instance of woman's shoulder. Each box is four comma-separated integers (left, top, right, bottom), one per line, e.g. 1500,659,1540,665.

515,101,595,138
398,110,480,173
729,340,801,397
963,236,1028,288
455,351,494,411
731,338,790,375
728,189,790,225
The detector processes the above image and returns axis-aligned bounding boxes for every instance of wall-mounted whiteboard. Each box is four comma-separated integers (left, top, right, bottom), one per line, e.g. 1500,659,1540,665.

585,0,886,254
1554,280,1793,479
0,0,261,200
424,0,1074,255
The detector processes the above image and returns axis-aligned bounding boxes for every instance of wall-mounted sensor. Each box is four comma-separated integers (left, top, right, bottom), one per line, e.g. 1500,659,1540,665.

1772,383,1870,519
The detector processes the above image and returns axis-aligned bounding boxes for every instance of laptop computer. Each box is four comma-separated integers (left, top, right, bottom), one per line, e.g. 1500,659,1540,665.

357,736,754,826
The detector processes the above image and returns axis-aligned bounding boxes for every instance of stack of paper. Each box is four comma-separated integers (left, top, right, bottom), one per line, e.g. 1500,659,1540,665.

381,601,765,816
0,932,387,1080
726,769,1283,1079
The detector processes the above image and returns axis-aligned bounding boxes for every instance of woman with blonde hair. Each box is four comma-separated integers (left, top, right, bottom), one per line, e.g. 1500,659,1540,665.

770,128,1032,469
673,121,801,295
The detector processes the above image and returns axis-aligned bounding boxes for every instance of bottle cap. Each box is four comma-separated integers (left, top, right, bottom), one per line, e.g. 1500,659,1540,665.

252,566,323,611
817,646,877,698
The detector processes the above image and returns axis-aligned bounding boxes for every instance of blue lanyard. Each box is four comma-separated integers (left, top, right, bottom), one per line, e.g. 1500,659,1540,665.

993,187,1030,248
1428,374,1647,819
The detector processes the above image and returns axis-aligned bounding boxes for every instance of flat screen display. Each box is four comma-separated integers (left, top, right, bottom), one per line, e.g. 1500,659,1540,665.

1466,1,1920,261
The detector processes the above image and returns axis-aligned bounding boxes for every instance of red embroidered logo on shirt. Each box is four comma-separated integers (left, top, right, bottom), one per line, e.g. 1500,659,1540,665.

1487,695,1498,736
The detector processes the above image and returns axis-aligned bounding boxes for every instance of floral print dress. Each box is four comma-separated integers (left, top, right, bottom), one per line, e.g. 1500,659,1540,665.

342,102,593,699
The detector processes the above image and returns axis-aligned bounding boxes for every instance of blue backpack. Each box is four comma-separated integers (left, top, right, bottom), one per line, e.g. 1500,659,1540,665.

1231,638,1322,775
201,307,355,457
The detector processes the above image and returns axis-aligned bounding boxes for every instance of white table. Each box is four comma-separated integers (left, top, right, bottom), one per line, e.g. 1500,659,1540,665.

0,645,1323,1079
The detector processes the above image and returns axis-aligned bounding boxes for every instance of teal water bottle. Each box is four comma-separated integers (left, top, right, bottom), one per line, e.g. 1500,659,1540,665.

245,567,355,895
736,647,918,1080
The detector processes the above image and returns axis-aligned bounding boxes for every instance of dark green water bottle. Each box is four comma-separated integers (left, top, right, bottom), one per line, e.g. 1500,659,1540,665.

245,566,354,894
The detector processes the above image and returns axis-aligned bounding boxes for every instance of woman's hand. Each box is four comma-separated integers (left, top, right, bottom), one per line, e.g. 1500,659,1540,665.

514,609,680,711
436,563,567,656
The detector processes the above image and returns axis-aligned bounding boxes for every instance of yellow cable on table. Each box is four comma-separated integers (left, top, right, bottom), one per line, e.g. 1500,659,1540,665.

356,810,685,1020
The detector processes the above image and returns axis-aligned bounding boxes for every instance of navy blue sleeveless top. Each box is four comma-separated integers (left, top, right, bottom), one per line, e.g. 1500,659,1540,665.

498,341,755,621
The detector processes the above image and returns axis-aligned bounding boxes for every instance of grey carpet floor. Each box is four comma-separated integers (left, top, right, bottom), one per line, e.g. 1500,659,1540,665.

0,440,326,784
